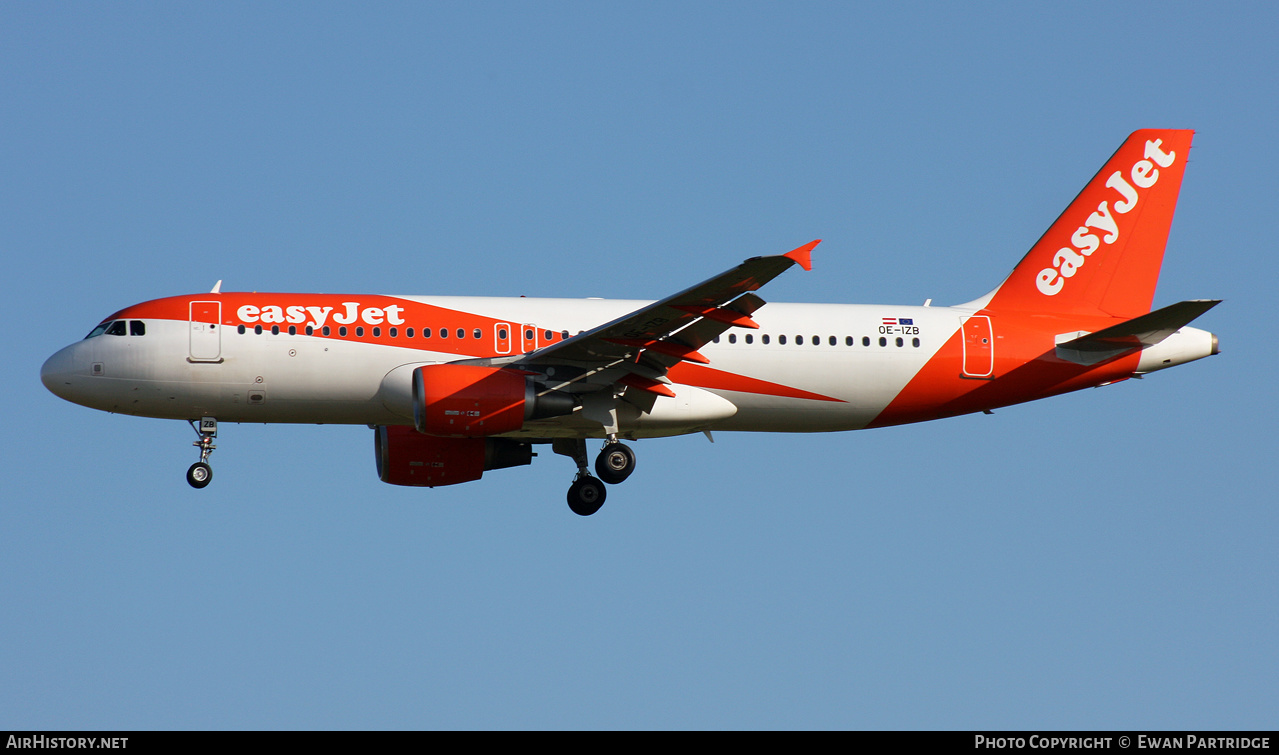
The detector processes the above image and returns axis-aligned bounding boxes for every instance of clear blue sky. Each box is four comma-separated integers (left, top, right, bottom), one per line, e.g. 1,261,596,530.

2,2,1274,729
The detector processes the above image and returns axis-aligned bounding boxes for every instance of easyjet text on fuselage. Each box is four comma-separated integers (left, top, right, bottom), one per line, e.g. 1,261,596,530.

236,302,406,329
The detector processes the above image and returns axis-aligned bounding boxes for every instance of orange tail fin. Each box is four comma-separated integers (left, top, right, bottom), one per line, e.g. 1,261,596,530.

980,129,1194,319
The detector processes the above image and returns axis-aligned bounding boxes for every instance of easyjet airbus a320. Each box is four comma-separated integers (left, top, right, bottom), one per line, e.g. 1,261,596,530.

42,130,1220,515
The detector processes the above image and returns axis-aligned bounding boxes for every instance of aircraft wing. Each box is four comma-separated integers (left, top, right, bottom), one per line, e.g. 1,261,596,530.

507,240,818,400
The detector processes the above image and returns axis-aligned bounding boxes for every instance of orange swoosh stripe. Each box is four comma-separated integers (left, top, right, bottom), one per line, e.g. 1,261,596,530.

667,363,844,403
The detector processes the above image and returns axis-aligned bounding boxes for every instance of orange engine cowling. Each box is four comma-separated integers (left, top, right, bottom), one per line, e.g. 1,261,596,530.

412,364,575,437
374,425,534,487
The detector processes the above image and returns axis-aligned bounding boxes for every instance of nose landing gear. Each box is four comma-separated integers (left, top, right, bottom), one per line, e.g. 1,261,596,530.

187,461,212,488
187,417,217,489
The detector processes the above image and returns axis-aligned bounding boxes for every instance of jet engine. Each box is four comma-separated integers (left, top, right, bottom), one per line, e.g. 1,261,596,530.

374,424,534,487
412,364,575,437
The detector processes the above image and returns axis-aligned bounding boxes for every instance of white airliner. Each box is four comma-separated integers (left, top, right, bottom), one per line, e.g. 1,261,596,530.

41,129,1219,515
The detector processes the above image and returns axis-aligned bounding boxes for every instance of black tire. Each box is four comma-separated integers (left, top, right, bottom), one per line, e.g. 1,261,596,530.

594,442,636,485
567,477,606,516
187,462,213,489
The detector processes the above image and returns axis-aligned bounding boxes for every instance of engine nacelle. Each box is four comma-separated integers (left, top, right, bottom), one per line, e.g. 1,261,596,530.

412,364,575,437
374,425,534,487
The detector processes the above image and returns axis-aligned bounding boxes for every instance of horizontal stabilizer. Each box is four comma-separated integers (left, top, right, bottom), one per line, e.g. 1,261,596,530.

1056,299,1220,365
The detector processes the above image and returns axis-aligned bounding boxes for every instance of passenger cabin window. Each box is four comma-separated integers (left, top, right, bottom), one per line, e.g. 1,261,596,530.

473,328,482,339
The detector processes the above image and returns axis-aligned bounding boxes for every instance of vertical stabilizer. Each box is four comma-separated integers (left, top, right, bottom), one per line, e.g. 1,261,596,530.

980,129,1193,319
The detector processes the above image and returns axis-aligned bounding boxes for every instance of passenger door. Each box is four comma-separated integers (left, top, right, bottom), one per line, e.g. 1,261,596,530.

189,301,222,362
961,314,993,378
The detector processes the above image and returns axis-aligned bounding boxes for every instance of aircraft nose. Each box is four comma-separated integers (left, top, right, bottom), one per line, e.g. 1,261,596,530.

41,344,80,400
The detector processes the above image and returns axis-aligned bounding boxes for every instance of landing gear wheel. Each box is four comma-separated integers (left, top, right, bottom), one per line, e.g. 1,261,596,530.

567,477,606,516
187,461,213,489
594,442,636,485
187,418,218,490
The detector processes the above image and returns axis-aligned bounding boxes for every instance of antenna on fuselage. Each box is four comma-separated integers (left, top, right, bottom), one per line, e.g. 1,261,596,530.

210,280,222,294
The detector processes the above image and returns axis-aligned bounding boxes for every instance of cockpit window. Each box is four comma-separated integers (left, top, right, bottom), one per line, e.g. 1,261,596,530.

129,320,146,336
85,322,111,339
105,321,127,336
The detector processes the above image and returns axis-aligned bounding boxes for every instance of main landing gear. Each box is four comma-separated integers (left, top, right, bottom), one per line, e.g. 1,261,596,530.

186,417,217,489
567,475,606,517
554,437,638,516
594,441,636,484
